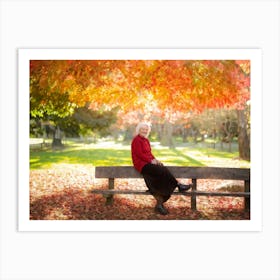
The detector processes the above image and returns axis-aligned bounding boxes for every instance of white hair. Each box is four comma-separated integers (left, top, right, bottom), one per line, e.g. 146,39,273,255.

135,122,151,137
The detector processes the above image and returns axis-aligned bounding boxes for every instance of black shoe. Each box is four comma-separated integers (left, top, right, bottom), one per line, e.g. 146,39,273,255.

155,204,169,215
177,183,192,192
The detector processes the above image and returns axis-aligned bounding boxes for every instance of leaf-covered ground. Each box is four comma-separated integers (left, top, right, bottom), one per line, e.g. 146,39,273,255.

30,164,250,220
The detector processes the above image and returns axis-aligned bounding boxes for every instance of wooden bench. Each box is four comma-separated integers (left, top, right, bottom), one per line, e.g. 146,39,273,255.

92,166,250,211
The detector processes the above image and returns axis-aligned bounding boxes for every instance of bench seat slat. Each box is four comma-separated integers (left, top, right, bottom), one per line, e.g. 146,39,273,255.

95,166,250,180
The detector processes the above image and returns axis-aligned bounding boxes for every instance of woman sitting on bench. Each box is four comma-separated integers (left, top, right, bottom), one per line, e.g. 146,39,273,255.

131,122,192,215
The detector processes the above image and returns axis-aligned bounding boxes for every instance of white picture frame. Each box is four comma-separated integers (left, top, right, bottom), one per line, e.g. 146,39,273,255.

18,48,262,232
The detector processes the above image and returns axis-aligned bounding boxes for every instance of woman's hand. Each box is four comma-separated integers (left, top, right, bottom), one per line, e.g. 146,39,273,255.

151,159,163,166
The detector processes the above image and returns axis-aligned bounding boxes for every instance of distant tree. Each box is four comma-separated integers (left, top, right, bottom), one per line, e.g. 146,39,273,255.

72,104,118,140
30,105,118,147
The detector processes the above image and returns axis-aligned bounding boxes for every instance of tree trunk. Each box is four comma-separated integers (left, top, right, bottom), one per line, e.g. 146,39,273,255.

52,126,64,149
182,126,188,142
228,141,232,153
237,109,250,160
160,122,174,148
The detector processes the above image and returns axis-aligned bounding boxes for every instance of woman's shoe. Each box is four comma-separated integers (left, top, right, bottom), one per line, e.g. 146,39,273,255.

177,183,192,192
155,204,169,215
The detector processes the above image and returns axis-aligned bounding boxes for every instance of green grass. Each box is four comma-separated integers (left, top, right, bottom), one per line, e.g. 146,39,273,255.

30,140,250,170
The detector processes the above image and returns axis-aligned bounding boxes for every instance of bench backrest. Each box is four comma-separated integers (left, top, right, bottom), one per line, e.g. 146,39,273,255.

95,166,250,181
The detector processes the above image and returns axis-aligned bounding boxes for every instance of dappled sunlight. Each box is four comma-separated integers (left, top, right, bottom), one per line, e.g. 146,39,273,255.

30,140,250,169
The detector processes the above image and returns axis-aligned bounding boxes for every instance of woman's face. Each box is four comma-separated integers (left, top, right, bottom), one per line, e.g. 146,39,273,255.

139,125,149,138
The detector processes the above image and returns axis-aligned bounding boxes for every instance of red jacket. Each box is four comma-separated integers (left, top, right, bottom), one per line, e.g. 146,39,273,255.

131,135,155,172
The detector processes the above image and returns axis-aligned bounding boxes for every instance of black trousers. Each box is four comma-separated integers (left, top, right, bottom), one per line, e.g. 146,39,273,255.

141,163,178,203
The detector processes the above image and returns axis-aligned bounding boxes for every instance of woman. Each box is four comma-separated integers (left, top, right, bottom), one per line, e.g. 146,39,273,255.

131,122,192,215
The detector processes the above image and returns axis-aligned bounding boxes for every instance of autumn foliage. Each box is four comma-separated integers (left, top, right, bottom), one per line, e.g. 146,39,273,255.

30,59,250,120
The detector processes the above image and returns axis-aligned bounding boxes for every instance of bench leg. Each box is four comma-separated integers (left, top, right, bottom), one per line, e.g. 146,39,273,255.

245,180,250,212
105,178,114,205
191,179,197,210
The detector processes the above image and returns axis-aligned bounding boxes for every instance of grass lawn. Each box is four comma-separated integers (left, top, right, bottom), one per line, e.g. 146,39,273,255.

30,140,250,169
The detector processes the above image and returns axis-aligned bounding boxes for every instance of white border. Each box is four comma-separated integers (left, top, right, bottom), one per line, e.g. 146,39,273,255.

18,48,262,232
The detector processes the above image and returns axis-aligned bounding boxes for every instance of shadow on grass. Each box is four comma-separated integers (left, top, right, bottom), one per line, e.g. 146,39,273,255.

30,188,250,220
169,148,205,166
30,145,206,169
